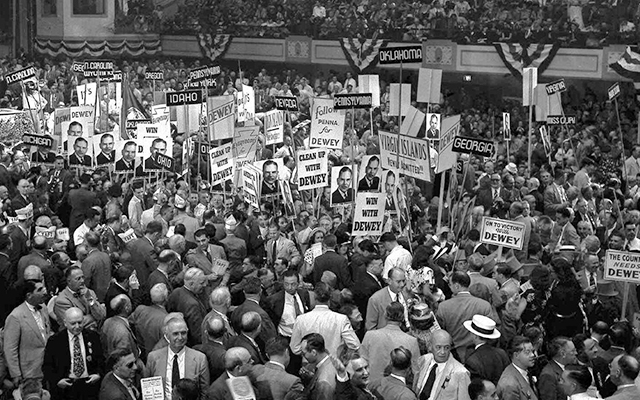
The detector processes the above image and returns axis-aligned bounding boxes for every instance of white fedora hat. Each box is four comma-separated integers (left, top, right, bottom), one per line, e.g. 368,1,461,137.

463,314,501,339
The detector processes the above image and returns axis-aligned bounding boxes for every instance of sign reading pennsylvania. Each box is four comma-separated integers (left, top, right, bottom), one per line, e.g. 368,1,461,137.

166,90,203,106
274,96,299,111
333,94,373,110
451,136,495,158
4,66,37,85
23,134,53,148
378,45,423,64
189,65,220,87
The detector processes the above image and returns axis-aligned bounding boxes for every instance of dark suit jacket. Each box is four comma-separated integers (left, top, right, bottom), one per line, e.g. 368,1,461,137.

228,334,267,365
11,193,30,211
167,287,207,346
69,153,92,167
254,361,305,400
230,299,277,346
32,151,56,163
193,340,226,381
130,304,167,357
8,224,29,272
128,237,157,287
115,158,134,172
336,377,382,400
43,329,104,400
99,371,138,400
464,344,510,385
538,360,564,400
353,272,383,320
96,151,116,165
104,282,142,319
262,180,279,196
82,249,112,303
370,375,416,400
358,176,380,192
265,289,311,327
313,250,353,289
148,269,173,292
331,188,354,204
100,316,140,359
68,187,98,234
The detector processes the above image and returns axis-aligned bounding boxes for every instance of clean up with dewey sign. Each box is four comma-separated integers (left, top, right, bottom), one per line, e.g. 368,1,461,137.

480,217,525,250
604,250,640,284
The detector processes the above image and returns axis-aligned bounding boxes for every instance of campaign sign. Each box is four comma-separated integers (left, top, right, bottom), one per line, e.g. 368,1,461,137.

310,98,345,149
378,45,423,64
71,62,85,73
145,71,164,81
333,93,373,110
264,109,284,145
154,153,174,171
546,115,576,126
604,250,640,284
189,65,221,82
82,60,114,78
166,90,203,106
274,96,298,111
297,148,328,191
378,131,432,182
352,193,386,236
209,143,234,187
126,119,151,139
141,376,164,400
608,82,621,101
545,79,566,95
4,66,37,85
241,165,262,209
480,217,526,251
23,134,53,148
451,136,495,158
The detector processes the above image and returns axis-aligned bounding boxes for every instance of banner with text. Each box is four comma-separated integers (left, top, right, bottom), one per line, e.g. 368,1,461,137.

480,217,526,250
296,148,329,191
264,109,284,145
352,192,386,236
241,164,262,210
310,98,345,149
207,95,235,140
209,142,234,187
378,131,432,182
604,250,640,284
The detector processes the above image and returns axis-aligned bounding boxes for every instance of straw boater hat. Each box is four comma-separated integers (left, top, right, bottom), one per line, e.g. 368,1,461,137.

463,314,501,339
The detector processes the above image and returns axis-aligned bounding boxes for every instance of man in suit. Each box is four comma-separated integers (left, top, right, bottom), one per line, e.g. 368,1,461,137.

361,302,420,382
95,133,116,165
265,269,310,339
200,286,236,346
185,229,227,288
467,253,498,292
136,138,168,176
436,272,493,363
266,224,302,268
82,231,112,303
312,234,353,289
104,266,142,319
69,137,92,167
99,349,140,400
101,295,141,359
148,250,178,293
290,282,360,357
228,311,268,365
4,279,52,386
167,268,208,346
333,351,381,400
300,333,338,400
129,221,162,290
68,173,98,235
144,317,209,400
332,166,355,204
115,141,136,172
194,315,227,382
413,329,471,400
220,214,248,267
548,208,581,251
538,336,578,400
31,146,56,163
606,354,640,400
426,113,440,139
231,277,277,346
370,346,417,400
543,170,569,219
7,213,31,282
358,156,381,192
353,255,384,322
497,336,538,400
261,160,280,196
206,347,271,400
255,337,304,400
366,267,409,331
11,179,31,211
463,315,509,385
53,267,106,331
16,234,52,283
43,307,105,400
130,283,168,357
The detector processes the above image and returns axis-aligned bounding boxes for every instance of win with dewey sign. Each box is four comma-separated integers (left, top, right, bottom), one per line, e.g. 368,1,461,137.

480,217,526,250
604,250,640,284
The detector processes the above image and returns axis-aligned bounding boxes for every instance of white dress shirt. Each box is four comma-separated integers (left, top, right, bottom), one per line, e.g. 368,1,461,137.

278,292,304,337
73,222,91,246
417,361,446,395
165,347,186,399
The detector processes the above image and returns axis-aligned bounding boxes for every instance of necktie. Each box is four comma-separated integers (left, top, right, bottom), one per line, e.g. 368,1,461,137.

72,335,85,377
272,240,278,263
172,354,180,387
527,372,537,396
588,271,596,288
420,364,438,400
293,294,302,317
493,189,498,200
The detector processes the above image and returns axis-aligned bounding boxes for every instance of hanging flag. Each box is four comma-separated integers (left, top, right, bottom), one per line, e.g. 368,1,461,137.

339,38,387,73
120,74,149,139
197,33,233,62
494,42,561,78
610,46,640,81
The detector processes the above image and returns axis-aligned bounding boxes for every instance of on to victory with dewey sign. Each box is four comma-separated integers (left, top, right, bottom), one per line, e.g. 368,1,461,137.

452,136,495,158
378,45,423,64
546,115,576,126
333,93,373,110
274,96,298,111
480,217,526,250
545,79,566,95
166,90,203,106
604,250,640,284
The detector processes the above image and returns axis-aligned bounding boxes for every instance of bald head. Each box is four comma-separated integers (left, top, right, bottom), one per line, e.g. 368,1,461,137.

110,294,131,316
64,307,84,335
205,316,226,340
431,329,453,363
23,265,43,281
168,234,186,252
33,234,47,249
224,347,252,372
150,283,169,305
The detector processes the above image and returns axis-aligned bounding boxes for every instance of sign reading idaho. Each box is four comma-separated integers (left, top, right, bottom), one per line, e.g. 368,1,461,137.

604,250,640,284
480,217,526,250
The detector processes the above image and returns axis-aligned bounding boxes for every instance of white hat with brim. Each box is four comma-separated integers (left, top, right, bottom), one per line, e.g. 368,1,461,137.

463,314,501,339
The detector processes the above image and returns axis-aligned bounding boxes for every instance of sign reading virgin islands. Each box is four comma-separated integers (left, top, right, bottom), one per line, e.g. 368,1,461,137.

604,250,640,284
480,217,525,250
378,131,431,182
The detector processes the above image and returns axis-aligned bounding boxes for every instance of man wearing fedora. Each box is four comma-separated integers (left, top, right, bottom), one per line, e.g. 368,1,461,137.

463,315,510,385
413,329,471,400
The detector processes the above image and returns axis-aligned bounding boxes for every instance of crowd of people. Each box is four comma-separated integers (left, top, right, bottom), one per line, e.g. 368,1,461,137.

146,0,640,45
1,47,640,400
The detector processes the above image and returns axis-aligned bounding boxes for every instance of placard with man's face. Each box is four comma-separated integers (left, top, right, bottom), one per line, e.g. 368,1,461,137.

358,155,381,192
93,132,117,165
114,139,137,172
330,165,356,206
426,113,441,140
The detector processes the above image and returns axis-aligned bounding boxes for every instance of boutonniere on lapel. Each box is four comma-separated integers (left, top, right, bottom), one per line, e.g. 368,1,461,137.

440,373,452,389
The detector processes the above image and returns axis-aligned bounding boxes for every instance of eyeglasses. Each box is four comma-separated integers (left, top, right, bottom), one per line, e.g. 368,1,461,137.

125,361,136,368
